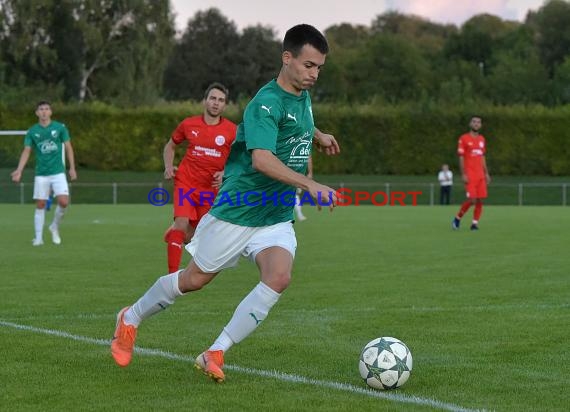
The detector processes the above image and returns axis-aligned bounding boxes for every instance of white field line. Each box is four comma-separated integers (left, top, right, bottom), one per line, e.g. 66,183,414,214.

0,320,488,412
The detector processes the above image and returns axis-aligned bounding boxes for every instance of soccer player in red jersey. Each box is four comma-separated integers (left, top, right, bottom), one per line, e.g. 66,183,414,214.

452,115,491,231
163,83,237,272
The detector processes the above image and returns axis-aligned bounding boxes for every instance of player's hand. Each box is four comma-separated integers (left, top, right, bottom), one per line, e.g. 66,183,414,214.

314,132,340,156
212,171,224,189
69,168,77,181
10,169,21,183
164,166,177,180
307,182,338,212
462,173,469,184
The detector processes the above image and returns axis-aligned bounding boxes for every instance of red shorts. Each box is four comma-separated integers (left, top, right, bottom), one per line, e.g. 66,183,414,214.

465,177,487,199
173,183,217,227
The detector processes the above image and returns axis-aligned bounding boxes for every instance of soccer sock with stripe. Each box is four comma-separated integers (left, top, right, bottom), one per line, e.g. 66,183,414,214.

457,200,472,219
34,208,45,240
165,229,186,273
124,271,183,327
51,205,66,228
210,282,281,352
473,200,483,222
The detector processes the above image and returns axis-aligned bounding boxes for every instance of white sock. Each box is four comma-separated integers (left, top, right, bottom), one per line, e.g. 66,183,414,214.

124,271,183,327
51,205,66,228
34,208,45,240
212,282,281,351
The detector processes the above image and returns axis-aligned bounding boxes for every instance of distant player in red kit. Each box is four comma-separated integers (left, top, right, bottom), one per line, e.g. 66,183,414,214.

163,83,237,272
452,115,491,231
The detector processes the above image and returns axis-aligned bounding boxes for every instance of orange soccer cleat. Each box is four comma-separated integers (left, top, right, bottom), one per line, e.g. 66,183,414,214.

195,350,225,383
111,307,137,367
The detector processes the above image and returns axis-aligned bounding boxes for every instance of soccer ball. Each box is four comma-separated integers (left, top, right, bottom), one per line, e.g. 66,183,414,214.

359,337,413,390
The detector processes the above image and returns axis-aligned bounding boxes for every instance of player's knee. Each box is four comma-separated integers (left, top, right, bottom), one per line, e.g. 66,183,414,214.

262,271,291,293
178,265,215,293
36,200,46,209
58,198,69,208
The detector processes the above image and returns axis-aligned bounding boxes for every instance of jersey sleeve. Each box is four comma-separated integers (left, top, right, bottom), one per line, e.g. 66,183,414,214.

24,129,33,147
60,124,70,142
171,120,187,145
243,96,282,153
457,135,465,156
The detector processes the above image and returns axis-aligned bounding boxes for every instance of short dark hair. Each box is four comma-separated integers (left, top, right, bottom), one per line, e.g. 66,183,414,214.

36,100,51,109
471,115,482,121
204,82,229,101
283,24,329,57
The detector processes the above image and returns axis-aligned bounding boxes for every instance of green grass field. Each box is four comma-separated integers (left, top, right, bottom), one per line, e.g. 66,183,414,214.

1,204,568,411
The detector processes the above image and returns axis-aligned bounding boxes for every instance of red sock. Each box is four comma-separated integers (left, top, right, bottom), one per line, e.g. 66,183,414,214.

457,200,472,218
165,229,186,273
474,201,483,221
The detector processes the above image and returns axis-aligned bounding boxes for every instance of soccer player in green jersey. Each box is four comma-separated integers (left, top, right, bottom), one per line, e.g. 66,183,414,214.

111,24,340,382
11,101,77,246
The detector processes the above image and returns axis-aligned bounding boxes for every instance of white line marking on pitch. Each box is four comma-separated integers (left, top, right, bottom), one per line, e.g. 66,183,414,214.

1,320,487,412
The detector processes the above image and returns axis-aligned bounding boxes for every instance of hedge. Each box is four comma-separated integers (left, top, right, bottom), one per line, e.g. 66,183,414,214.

1,102,569,175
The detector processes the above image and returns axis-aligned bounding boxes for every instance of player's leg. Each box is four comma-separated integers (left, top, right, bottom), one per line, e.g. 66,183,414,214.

112,214,246,368
46,190,53,211
112,263,217,367
165,183,201,272
48,174,70,244
196,223,296,382
164,217,192,273
452,182,475,229
32,176,50,245
471,180,487,230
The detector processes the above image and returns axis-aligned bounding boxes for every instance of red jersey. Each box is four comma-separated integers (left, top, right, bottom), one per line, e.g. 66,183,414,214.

172,115,237,189
457,133,486,178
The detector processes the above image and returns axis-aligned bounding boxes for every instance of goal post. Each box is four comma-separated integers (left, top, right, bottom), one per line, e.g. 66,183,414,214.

0,130,27,136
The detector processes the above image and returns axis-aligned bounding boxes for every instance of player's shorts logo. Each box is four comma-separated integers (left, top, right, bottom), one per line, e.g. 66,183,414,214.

215,135,226,146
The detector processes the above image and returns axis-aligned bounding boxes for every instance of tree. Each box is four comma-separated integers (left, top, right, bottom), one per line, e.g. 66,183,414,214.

347,33,431,102
528,0,570,75
0,0,175,104
232,25,281,98
0,0,61,95
163,8,240,101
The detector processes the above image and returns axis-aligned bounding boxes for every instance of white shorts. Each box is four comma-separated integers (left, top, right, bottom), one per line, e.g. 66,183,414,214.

185,213,297,273
33,173,69,200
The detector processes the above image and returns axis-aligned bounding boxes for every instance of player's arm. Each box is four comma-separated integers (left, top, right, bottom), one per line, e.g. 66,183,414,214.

163,138,178,179
252,149,337,210
11,146,32,183
482,156,491,183
459,156,468,183
64,141,77,181
314,128,340,155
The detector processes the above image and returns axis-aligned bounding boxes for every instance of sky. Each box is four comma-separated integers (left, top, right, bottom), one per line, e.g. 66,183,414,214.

171,0,546,37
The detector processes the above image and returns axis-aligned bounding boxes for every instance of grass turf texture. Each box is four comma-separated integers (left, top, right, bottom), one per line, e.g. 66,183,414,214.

1,204,568,411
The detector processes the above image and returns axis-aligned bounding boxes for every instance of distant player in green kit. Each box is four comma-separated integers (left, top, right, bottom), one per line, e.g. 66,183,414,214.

111,24,340,382
11,101,77,246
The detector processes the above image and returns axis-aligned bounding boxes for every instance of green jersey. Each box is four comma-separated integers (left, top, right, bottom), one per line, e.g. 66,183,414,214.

24,121,70,176
210,79,314,226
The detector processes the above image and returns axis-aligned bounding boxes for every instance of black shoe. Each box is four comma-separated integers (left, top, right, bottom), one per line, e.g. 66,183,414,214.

452,217,460,230
470,223,479,231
